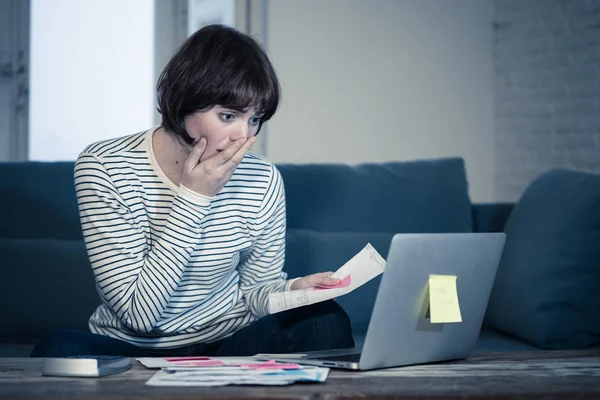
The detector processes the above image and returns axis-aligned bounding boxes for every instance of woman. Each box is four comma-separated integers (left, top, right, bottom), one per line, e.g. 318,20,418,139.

30,25,354,358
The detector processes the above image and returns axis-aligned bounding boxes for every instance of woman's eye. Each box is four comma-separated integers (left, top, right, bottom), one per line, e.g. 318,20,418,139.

250,117,261,125
220,113,235,122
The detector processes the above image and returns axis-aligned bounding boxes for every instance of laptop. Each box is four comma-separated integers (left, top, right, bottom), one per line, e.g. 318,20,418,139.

255,232,506,370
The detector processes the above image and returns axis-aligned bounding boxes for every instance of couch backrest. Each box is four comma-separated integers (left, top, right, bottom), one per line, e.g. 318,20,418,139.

1,158,476,239
277,157,473,233
0,161,82,240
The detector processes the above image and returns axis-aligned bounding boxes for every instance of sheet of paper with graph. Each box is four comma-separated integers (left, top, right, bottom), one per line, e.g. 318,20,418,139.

268,243,387,314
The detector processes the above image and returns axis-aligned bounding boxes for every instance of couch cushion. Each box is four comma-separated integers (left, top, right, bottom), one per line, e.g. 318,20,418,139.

351,328,542,354
484,169,600,350
284,229,396,333
277,158,473,233
474,327,540,353
0,162,82,240
0,343,35,357
0,239,100,341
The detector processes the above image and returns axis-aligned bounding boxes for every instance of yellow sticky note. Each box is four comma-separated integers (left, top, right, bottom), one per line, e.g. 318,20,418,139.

428,274,462,323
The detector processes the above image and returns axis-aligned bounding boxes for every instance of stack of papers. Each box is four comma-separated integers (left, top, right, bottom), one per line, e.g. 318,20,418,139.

138,357,330,387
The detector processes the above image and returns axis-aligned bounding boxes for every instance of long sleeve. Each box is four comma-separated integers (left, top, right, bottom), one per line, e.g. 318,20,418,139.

74,152,212,333
237,165,293,318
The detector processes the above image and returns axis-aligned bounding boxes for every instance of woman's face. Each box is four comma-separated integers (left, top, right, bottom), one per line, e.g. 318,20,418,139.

184,105,263,161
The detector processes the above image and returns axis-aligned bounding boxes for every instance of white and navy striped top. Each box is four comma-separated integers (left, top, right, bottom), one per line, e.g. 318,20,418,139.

73,127,292,349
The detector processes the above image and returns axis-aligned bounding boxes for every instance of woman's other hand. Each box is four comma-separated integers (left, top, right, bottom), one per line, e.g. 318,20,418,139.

290,272,340,290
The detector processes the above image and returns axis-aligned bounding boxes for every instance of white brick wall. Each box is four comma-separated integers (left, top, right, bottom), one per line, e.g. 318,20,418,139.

494,0,600,202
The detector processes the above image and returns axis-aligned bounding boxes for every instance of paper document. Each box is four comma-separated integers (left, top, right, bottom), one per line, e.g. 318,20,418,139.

137,357,284,369
146,367,330,386
138,356,329,387
268,243,386,314
428,274,462,323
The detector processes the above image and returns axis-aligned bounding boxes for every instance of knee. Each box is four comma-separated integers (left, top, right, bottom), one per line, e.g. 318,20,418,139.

291,300,355,350
30,329,93,358
321,300,354,339
311,300,353,333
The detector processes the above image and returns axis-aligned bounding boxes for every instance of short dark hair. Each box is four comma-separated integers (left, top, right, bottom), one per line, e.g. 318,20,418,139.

156,24,280,144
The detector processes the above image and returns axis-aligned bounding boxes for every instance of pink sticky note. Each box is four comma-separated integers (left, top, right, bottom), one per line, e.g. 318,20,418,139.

315,275,351,290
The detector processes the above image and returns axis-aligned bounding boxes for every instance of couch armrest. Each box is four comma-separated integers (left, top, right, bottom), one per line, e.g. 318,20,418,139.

472,203,514,233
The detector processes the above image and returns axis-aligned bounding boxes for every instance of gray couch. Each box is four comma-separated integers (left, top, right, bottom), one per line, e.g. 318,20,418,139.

1,157,598,357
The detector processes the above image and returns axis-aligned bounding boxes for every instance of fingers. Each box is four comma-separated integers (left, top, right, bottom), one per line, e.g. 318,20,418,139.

219,137,256,166
218,137,247,164
312,272,340,286
233,136,256,161
319,277,341,286
291,272,341,290
185,137,207,170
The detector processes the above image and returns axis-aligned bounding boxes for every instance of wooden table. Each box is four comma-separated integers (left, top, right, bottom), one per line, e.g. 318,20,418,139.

1,350,599,399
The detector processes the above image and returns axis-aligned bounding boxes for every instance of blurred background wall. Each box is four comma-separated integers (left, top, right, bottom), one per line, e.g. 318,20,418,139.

1,0,598,203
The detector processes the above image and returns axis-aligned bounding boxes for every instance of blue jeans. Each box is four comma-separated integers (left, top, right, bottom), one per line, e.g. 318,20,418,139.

30,300,354,357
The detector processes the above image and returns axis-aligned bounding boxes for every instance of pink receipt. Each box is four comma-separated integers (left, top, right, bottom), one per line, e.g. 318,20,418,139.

315,275,351,290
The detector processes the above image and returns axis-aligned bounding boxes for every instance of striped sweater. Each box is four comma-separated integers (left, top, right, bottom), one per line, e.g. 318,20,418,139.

73,128,293,349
